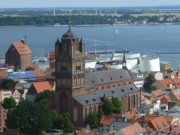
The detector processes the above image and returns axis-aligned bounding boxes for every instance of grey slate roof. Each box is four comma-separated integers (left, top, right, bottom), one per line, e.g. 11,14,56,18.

142,92,153,97
73,84,139,106
85,68,133,89
113,122,132,130
62,28,78,39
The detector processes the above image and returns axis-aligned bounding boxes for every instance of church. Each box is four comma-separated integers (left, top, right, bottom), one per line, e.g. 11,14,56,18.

52,27,141,127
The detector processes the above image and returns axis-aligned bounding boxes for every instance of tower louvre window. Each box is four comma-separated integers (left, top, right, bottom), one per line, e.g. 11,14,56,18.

61,66,67,71
76,66,81,70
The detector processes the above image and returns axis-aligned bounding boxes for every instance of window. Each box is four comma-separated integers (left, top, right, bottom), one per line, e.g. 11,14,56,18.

76,66,81,70
73,107,78,122
102,86,104,90
61,66,67,71
101,79,104,82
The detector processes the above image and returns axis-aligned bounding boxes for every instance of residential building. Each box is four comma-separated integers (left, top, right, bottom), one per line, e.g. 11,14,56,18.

169,89,180,101
152,78,180,90
132,72,144,89
160,95,171,111
172,126,180,135
0,90,12,103
50,27,141,127
123,108,141,119
160,106,180,125
0,69,8,88
27,81,52,101
11,89,28,103
76,126,95,135
152,89,165,100
99,115,114,135
119,122,145,135
5,39,32,70
160,61,171,71
148,116,170,133
0,105,7,133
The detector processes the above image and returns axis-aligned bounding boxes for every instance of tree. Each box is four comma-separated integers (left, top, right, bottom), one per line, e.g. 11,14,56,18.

1,79,16,89
6,100,52,135
165,69,173,73
62,113,74,133
97,109,104,120
86,112,98,128
144,74,157,93
112,97,122,114
34,90,55,104
2,97,16,109
102,98,115,115
50,109,64,129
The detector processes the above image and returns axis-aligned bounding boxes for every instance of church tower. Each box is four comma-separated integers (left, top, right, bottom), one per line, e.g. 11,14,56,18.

55,27,85,113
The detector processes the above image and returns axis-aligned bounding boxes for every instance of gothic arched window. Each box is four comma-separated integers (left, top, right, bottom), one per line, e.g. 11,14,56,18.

73,107,78,122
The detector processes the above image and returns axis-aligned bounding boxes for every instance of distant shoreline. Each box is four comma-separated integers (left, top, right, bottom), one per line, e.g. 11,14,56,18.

0,23,180,27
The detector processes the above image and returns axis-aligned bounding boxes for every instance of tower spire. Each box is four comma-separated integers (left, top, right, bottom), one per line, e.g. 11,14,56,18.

69,17,71,30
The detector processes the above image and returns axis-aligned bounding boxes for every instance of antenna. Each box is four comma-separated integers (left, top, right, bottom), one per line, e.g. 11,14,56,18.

94,40,96,55
106,39,109,55
69,17,71,29
53,7,56,16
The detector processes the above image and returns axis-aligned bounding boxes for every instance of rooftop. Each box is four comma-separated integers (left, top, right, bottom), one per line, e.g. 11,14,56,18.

73,84,139,106
12,40,32,55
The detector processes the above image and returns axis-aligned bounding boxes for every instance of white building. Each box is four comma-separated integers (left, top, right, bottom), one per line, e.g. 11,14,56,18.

140,55,160,72
0,90,12,103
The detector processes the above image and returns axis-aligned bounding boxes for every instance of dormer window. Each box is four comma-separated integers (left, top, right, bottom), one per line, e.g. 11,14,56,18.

121,89,124,92
101,79,104,82
85,100,89,104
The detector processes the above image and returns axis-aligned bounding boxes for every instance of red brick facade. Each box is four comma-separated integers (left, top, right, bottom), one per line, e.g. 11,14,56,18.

0,106,7,133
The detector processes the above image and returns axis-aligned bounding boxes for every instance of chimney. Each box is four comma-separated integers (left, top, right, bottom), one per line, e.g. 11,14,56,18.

21,39,26,44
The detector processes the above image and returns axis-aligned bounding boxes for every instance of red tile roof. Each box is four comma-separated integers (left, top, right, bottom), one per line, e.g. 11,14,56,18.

120,122,145,135
144,116,158,122
12,40,32,55
163,116,174,122
152,89,165,98
173,126,180,135
100,115,114,126
16,83,24,87
33,70,47,77
124,108,141,118
0,69,8,77
171,89,180,100
76,127,95,135
33,81,52,94
149,116,170,132
158,78,180,89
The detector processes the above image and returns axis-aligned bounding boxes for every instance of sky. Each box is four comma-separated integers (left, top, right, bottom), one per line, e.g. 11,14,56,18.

0,0,180,8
